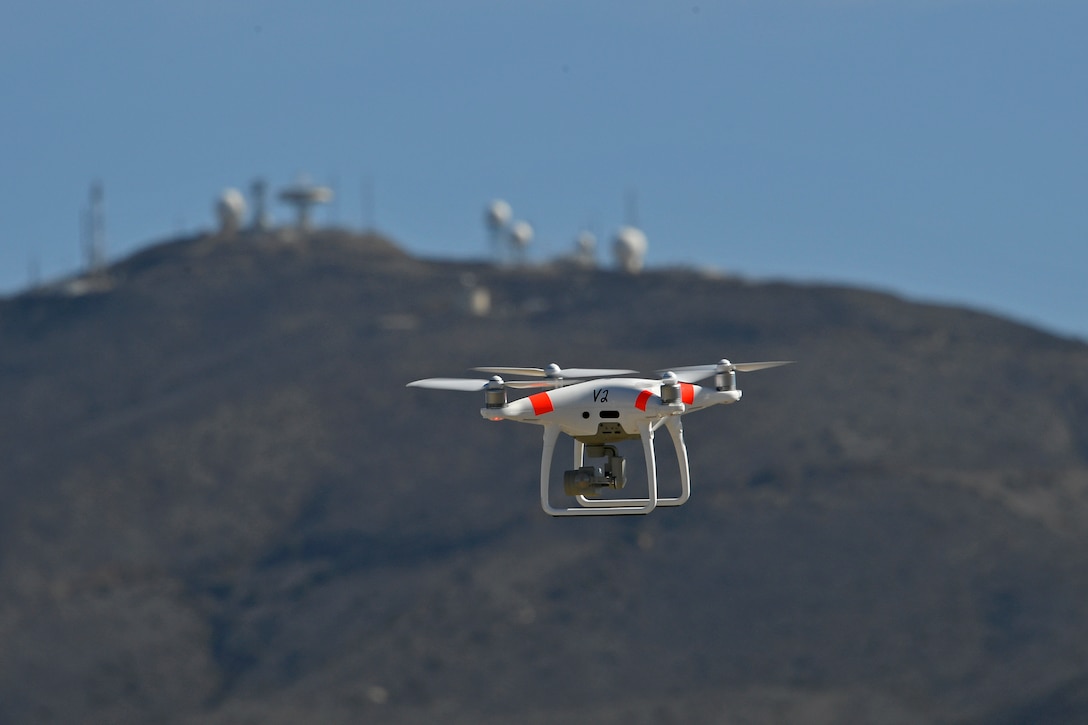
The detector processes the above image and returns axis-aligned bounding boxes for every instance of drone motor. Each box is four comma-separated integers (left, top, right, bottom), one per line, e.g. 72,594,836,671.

660,371,681,403
484,376,507,408
714,360,738,391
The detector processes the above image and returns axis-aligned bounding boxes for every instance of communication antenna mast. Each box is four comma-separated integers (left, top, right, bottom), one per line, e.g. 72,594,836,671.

81,180,106,272
250,178,271,231
624,187,640,228
613,189,647,273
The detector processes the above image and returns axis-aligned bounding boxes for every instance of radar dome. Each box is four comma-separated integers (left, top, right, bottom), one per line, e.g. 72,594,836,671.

485,199,512,230
216,188,246,235
613,226,647,273
509,220,533,249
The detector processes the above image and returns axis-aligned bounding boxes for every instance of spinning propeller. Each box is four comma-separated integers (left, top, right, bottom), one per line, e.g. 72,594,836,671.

406,374,555,410
407,364,639,407
473,363,637,380
660,358,794,383
406,376,552,391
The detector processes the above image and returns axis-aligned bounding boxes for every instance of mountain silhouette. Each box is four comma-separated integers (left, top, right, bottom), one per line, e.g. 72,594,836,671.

2,229,1087,724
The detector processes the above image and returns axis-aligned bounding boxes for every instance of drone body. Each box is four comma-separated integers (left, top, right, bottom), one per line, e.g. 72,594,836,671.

407,360,790,516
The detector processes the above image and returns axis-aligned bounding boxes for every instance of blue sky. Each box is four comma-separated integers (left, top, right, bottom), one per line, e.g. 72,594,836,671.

3,1,1085,338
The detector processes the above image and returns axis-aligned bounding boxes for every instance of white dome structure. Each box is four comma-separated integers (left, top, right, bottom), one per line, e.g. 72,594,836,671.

612,226,648,274
509,220,533,264
216,188,246,235
484,199,513,262
485,199,512,231
510,220,533,248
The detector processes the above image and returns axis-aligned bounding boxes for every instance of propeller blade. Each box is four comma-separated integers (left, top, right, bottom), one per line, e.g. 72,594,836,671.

659,360,794,383
406,378,491,391
664,367,717,383
732,361,794,372
559,368,638,379
473,365,636,379
473,366,549,378
406,377,556,391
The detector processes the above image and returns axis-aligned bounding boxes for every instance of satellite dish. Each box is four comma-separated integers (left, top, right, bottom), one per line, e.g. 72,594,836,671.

613,226,647,273
279,176,334,231
216,188,246,235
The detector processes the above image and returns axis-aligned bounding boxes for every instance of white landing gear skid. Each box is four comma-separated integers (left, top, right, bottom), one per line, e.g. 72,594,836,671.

539,417,690,516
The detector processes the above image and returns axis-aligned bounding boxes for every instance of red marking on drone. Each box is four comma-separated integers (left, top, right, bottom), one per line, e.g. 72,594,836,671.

681,382,695,404
635,390,653,411
530,392,554,415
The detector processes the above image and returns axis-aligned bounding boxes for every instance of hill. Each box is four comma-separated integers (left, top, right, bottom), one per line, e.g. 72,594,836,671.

2,229,1087,724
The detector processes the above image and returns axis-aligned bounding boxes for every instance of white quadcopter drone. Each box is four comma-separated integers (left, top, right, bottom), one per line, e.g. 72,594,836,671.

407,360,792,516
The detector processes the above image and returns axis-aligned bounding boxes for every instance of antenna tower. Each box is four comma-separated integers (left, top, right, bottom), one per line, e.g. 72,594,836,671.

81,181,106,272
624,187,640,227
250,178,271,231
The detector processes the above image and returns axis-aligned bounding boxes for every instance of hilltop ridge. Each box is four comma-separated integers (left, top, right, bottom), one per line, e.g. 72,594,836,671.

1,229,1087,724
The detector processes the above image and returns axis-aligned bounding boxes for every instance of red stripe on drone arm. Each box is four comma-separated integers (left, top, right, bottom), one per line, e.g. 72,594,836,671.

529,392,554,415
635,390,653,411
681,382,695,404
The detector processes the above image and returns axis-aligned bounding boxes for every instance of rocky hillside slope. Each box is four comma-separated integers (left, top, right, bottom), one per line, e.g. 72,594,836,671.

1,229,1087,724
